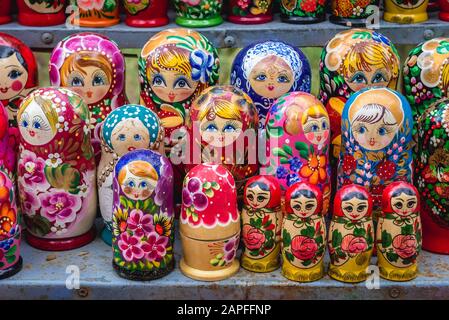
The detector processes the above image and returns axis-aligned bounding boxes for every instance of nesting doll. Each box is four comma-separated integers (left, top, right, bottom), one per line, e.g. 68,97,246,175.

98,105,164,245
319,29,400,171
328,184,374,283
17,0,66,26
439,0,449,20
184,85,259,190
123,0,169,27
415,98,449,254
17,88,97,251
280,0,327,24
261,92,331,214
403,38,449,128
173,0,223,27
0,33,38,126
0,0,12,25
70,0,120,27
338,88,414,214
329,0,379,27
231,41,311,128
377,181,421,281
50,32,128,161
384,0,429,23
180,164,240,281
281,182,326,282
241,175,282,273
227,0,274,24
0,101,17,179
112,149,174,280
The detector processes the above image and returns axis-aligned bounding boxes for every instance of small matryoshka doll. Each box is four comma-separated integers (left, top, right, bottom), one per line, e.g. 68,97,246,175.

70,0,120,27
17,0,66,26
49,32,128,160
261,92,331,214
329,0,379,27
231,41,311,128
280,0,327,24
0,0,12,25
123,0,169,27
0,33,38,126
377,181,421,281
227,0,274,24
241,175,282,273
17,88,97,251
319,29,400,169
439,0,449,20
173,0,223,27
328,184,374,283
180,164,240,281
415,98,449,254
112,149,174,280
338,88,414,214
184,85,259,190
384,0,429,24
98,104,164,245
281,182,326,282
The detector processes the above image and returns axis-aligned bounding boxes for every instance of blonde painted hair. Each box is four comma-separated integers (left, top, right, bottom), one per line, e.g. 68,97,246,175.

118,160,159,185
301,104,328,125
60,51,113,86
441,62,449,94
198,99,242,121
18,95,58,133
351,103,398,126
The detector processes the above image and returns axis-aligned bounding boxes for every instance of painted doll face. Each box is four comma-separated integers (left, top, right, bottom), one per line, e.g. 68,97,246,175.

249,55,294,99
303,115,330,145
290,195,317,218
200,115,243,148
120,169,157,201
111,118,150,156
0,53,28,101
65,65,111,105
390,193,418,217
19,100,56,146
150,69,198,103
246,185,271,209
341,197,369,220
345,67,392,92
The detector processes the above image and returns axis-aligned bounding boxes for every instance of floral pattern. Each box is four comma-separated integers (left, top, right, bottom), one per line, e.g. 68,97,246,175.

174,0,222,20
280,0,326,20
331,0,379,19
123,0,150,14
208,234,240,267
229,0,273,17
72,0,118,19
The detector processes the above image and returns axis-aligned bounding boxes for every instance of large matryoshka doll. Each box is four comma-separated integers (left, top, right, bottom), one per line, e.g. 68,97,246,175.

241,175,282,273
328,184,374,283
0,33,38,126
180,164,240,281
329,0,379,27
17,0,66,26
17,88,97,251
282,182,326,282
415,98,449,254
338,88,414,214
184,85,259,191
49,32,128,161
319,29,400,170
231,41,311,128
99,105,164,245
377,181,421,281
112,149,174,280
261,92,331,214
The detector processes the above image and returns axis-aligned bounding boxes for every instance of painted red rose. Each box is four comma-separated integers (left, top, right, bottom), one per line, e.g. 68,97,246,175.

341,234,367,256
291,235,318,261
342,155,356,175
392,234,417,259
300,0,317,12
242,224,265,251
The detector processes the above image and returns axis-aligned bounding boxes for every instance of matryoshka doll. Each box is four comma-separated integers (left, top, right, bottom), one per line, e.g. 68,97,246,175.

241,175,282,272
439,0,449,21
328,184,374,283
173,0,223,27
17,88,97,251
231,41,311,128
0,101,18,180
282,182,326,282
415,98,449,254
17,0,66,26
180,164,240,281
98,105,164,245
377,181,421,281
0,33,38,126
49,32,128,161
261,92,331,213
0,0,12,25
338,88,414,214
184,85,259,191
123,0,169,27
112,149,174,280
280,0,327,24
227,0,274,24
70,0,120,27
329,0,379,27
384,0,429,23
319,29,400,178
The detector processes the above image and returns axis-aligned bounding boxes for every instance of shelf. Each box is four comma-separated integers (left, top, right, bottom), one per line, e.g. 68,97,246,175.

0,219,447,300
0,12,447,50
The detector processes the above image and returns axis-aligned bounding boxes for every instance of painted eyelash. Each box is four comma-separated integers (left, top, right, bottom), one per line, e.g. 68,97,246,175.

152,74,166,86
224,120,241,130
303,121,320,132
352,123,367,133
349,72,367,82
92,70,109,84
33,116,50,131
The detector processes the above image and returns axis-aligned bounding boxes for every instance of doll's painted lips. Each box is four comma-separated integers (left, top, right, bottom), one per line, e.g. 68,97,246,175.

128,146,136,151
268,85,274,91
317,136,322,142
86,91,93,98
350,214,359,219
369,139,376,146
29,130,35,137
0,88,8,93
169,93,175,101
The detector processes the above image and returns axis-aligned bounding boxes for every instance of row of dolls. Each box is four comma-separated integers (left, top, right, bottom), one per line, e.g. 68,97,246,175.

1,0,448,28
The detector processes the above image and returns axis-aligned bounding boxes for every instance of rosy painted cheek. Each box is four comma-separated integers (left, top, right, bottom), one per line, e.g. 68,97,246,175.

306,132,314,140
324,131,329,139
11,80,23,92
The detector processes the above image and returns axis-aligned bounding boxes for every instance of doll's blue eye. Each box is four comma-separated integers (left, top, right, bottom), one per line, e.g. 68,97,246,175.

358,126,367,134
372,72,387,83
118,134,126,141
278,75,289,83
92,75,105,86
351,72,367,84
139,181,147,188
128,181,135,188
311,125,319,132
174,77,190,89
322,122,328,130
206,124,218,132
71,77,84,87
255,74,267,81
33,121,41,129
134,134,141,141
8,70,22,80
152,75,166,87
22,120,28,128
378,127,387,136
223,124,236,133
